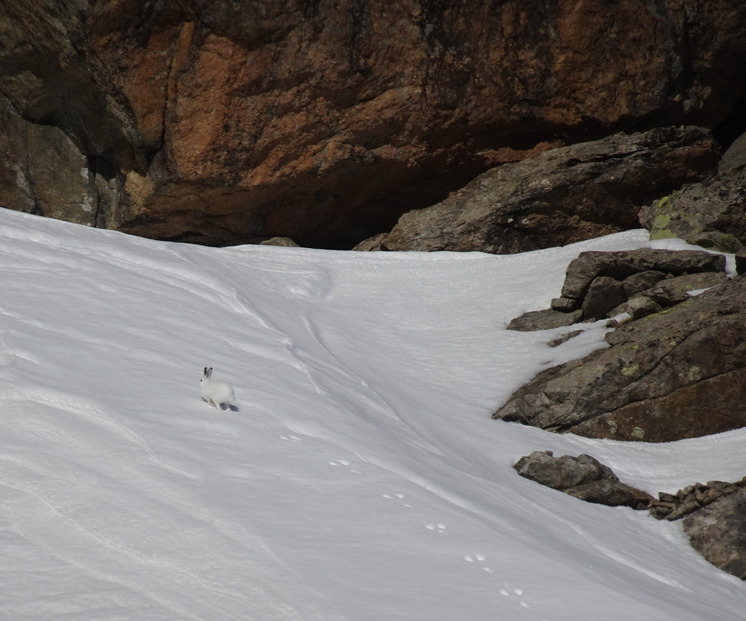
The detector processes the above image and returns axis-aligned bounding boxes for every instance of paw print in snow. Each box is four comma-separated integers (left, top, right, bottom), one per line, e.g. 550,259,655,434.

328,459,361,474
499,582,530,609
464,553,493,573
382,492,413,508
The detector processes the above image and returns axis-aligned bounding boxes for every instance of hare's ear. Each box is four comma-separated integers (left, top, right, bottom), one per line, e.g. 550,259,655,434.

207,367,213,378
203,367,208,376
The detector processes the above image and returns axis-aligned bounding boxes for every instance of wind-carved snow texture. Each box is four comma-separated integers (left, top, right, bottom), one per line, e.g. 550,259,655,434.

0,207,744,620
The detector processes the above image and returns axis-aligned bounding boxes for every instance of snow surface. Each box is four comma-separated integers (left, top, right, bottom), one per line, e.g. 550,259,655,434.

0,206,744,620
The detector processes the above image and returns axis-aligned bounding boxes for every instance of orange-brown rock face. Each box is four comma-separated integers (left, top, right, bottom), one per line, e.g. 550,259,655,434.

2,0,746,247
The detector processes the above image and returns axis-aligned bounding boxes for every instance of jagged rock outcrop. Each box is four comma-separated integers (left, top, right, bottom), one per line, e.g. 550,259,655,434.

260,236,300,247
640,128,746,253
507,308,582,332
495,270,746,442
366,127,720,253
640,156,746,253
650,478,746,521
557,249,725,302
514,451,653,509
683,488,746,580
0,98,103,226
516,453,746,579
507,248,726,330
719,131,746,176
505,246,746,578
2,1,746,246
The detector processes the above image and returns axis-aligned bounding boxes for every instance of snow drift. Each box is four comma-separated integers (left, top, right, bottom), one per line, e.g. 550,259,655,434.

0,207,744,620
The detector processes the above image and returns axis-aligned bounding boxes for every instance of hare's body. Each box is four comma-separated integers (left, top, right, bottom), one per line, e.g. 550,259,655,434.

200,367,235,410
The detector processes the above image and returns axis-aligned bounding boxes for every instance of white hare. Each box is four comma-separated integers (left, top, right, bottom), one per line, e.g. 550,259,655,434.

200,367,235,410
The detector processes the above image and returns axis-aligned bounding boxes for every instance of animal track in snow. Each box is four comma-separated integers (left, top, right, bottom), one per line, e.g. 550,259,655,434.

464,553,493,573
498,582,530,609
328,459,361,474
424,523,447,534
381,492,413,508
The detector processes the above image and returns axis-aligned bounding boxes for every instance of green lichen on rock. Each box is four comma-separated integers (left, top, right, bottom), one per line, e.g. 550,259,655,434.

656,194,673,209
643,175,746,253
648,213,677,240
645,194,680,240
621,362,639,376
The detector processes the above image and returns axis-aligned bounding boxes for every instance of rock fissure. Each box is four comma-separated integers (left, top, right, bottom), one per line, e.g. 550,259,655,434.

21,119,42,217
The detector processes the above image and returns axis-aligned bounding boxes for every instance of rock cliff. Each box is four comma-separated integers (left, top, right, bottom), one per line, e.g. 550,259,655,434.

2,0,746,246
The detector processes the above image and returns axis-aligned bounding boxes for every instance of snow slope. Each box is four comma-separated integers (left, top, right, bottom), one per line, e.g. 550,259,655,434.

0,207,744,620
